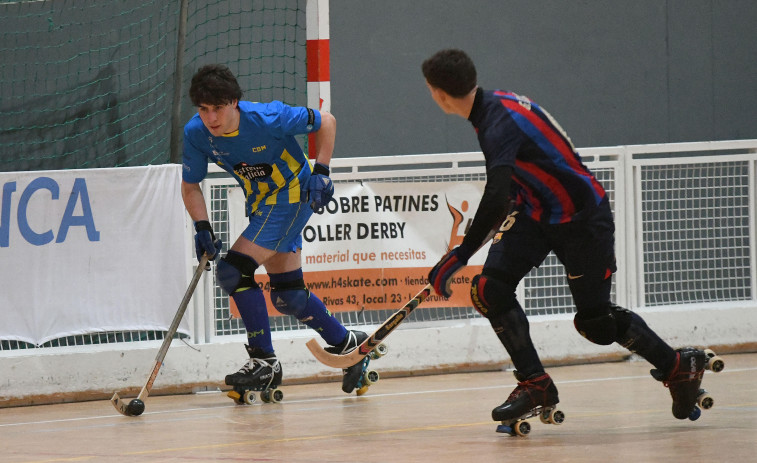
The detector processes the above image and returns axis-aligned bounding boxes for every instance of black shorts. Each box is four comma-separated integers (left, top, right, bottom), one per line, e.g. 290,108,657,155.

483,197,616,311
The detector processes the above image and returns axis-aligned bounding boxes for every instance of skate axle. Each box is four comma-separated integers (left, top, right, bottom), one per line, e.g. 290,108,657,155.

696,389,714,410
354,351,383,396
704,349,725,373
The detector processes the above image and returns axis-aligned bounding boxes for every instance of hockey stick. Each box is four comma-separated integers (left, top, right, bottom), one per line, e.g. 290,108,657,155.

110,253,209,416
306,284,433,369
306,223,503,369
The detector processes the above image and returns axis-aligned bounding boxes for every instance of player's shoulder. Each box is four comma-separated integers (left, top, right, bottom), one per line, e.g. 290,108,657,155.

184,113,206,136
239,99,289,114
476,89,508,115
240,100,297,126
487,89,519,104
491,90,537,110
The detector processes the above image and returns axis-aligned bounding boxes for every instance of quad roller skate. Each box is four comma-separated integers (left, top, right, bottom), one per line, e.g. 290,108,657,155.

651,347,724,420
226,345,284,405
493,371,565,436
326,330,387,396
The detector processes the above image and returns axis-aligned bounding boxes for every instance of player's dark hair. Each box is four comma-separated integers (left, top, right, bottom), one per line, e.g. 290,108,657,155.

189,64,243,106
422,49,477,98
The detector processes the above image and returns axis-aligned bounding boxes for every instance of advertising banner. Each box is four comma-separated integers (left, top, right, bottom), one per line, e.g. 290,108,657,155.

0,165,188,345
229,181,489,315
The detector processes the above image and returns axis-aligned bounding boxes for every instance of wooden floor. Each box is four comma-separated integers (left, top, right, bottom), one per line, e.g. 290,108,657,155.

1,352,756,463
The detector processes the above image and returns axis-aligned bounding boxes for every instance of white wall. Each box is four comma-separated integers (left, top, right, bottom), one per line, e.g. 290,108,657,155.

2,301,754,406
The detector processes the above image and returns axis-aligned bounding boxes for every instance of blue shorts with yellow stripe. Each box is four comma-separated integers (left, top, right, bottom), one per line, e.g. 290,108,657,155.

242,202,313,253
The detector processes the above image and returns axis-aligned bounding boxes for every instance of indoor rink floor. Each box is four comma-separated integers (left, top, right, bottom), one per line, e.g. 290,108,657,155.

1,352,755,463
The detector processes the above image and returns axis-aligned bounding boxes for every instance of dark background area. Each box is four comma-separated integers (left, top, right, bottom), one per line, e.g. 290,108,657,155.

1,0,755,171
329,0,757,156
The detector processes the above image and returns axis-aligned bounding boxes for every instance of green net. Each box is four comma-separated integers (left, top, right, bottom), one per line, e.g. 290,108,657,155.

0,0,307,172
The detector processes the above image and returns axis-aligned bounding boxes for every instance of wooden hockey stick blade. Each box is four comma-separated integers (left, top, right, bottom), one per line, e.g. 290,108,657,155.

306,284,433,369
109,361,159,416
110,392,131,416
110,254,209,416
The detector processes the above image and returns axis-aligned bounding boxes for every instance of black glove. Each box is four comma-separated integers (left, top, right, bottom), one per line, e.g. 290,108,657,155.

301,162,334,213
194,220,222,269
428,245,472,298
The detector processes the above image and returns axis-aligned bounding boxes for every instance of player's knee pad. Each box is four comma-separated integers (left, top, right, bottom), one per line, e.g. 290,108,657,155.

573,304,632,345
216,251,259,295
470,274,518,319
269,277,308,318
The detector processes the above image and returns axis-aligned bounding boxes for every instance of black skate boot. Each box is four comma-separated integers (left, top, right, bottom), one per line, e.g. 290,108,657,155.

225,345,283,405
325,330,377,394
493,371,563,436
651,347,710,420
492,371,560,426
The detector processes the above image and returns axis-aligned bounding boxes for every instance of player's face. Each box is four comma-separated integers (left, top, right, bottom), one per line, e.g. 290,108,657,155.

425,81,455,114
197,101,239,136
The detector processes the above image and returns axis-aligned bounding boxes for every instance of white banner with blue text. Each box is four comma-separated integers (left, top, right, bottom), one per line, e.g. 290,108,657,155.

0,165,188,346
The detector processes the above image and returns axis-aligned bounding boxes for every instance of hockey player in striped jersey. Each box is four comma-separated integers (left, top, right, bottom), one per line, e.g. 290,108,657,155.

422,49,721,430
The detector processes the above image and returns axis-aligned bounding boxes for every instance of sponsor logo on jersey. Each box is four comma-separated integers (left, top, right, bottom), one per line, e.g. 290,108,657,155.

234,162,273,180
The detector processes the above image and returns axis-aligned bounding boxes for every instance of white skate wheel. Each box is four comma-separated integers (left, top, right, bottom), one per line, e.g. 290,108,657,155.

242,390,256,405
697,391,714,410
514,420,531,436
270,388,284,403
364,370,380,385
550,409,566,425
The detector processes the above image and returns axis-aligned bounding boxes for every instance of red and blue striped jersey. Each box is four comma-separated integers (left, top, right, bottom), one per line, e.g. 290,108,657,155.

468,88,606,224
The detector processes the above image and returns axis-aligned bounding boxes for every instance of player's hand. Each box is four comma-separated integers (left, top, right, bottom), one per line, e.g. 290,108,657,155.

302,163,334,213
194,220,222,269
428,246,471,298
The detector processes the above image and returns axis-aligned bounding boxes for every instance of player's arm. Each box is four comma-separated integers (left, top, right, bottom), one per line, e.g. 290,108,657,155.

181,180,209,222
459,164,513,254
181,180,222,266
459,118,521,254
312,111,336,167
428,165,513,297
181,127,211,223
303,111,336,213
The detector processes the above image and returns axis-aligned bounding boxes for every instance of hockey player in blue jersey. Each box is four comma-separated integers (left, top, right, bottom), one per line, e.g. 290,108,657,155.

182,64,370,399
422,49,722,430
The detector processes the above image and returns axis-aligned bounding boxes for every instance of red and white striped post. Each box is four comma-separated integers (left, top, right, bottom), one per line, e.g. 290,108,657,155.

306,0,331,159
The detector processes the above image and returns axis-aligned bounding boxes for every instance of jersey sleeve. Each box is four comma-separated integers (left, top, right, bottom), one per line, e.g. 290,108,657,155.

460,165,513,256
182,124,209,183
478,118,523,170
262,101,322,138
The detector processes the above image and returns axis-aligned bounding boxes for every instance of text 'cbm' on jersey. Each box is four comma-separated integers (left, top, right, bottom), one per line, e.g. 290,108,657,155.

182,100,320,216
469,89,606,224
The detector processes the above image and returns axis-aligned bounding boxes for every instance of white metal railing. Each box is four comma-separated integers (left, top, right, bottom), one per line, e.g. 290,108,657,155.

3,140,756,405
2,140,755,352
196,139,757,343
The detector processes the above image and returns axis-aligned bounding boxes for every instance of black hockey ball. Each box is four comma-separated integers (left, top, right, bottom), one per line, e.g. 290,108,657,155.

127,399,145,416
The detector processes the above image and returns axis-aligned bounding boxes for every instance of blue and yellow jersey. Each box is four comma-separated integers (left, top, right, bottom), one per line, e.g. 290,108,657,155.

182,100,320,215
468,88,606,224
